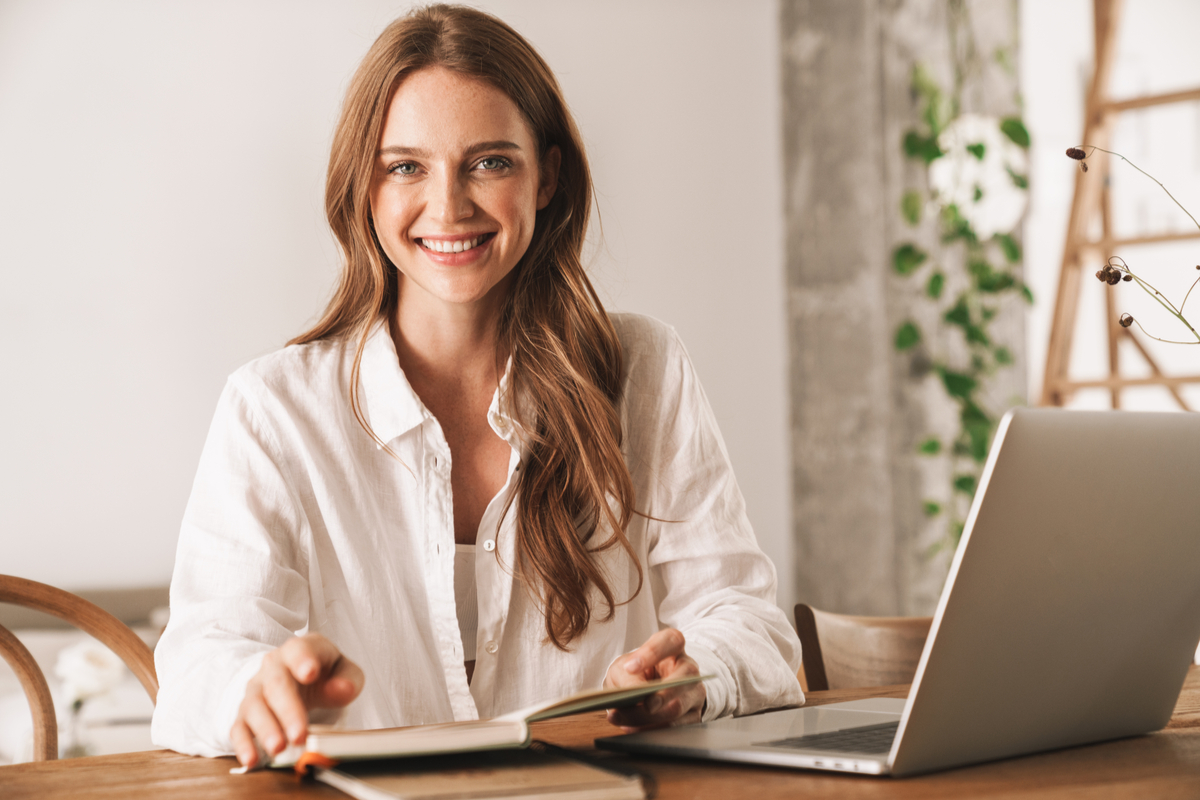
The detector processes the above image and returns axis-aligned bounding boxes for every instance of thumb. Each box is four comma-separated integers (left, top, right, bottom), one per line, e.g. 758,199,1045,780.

310,655,365,708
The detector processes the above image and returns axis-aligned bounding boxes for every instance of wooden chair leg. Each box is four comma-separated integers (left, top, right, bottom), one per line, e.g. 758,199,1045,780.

0,623,57,761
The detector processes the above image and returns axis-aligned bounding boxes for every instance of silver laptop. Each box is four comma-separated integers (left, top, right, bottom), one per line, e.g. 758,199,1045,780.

598,408,1200,777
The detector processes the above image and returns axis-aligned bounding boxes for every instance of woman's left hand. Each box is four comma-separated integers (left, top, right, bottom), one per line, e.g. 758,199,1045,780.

603,628,706,731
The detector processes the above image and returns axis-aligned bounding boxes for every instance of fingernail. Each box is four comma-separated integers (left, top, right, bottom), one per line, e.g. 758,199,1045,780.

299,662,317,682
239,749,256,767
646,696,662,714
624,658,642,673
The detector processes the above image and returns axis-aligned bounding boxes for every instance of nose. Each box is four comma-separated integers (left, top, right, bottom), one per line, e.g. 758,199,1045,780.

427,169,473,223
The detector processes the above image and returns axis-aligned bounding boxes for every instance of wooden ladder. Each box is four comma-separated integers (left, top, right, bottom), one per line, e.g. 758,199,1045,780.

1040,0,1200,409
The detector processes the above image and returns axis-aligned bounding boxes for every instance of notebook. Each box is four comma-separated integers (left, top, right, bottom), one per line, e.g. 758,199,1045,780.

598,408,1200,777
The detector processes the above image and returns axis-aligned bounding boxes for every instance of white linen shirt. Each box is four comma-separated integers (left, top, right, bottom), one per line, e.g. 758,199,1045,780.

151,312,804,757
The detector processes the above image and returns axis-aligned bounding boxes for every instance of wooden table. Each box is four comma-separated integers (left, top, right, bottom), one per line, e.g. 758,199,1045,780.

6,666,1200,799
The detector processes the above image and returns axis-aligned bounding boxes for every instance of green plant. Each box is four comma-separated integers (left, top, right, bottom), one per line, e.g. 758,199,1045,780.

894,61,1033,546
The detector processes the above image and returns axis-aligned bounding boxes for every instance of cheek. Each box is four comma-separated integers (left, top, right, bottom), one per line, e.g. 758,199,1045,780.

493,183,542,240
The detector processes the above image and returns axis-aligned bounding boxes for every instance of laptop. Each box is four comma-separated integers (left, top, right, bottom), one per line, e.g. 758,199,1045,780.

598,408,1200,777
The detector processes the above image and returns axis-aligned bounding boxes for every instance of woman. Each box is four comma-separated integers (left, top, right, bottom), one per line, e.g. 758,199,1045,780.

151,4,803,768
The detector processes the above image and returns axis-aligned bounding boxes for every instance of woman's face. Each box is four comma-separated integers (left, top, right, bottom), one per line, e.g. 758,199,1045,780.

369,66,559,319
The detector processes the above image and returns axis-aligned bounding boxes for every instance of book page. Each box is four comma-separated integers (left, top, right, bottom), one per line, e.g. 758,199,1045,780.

501,673,709,723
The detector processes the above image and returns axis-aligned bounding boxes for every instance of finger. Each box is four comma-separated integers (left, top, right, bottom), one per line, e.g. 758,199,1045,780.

310,655,366,708
230,717,260,768
280,633,341,686
239,686,288,755
608,682,706,730
259,655,310,744
622,628,687,677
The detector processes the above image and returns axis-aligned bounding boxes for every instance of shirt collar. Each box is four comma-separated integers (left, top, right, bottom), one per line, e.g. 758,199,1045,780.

358,320,427,445
357,320,530,447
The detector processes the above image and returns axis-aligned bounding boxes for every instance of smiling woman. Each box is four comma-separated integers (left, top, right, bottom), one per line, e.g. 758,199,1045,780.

148,3,803,770
369,67,558,311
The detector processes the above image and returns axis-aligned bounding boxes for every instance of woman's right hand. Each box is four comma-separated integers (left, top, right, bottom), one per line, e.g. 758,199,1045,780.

230,633,365,767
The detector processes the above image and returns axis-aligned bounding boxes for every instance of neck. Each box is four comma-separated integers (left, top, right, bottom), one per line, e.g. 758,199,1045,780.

390,284,508,390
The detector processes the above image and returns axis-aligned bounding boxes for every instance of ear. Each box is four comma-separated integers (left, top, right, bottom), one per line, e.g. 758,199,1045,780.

536,145,562,210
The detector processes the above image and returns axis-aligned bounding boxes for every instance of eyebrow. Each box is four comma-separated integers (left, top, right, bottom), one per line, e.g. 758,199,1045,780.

377,140,523,157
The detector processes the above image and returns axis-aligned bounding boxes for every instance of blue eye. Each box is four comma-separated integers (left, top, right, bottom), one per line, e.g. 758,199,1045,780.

477,157,511,171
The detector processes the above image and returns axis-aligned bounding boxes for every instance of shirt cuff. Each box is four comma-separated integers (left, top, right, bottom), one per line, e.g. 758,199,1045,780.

685,640,732,722
215,649,269,753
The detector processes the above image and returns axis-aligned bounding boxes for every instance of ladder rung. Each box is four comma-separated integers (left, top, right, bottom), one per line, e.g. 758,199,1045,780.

1081,231,1200,249
1103,86,1200,113
1058,375,1200,390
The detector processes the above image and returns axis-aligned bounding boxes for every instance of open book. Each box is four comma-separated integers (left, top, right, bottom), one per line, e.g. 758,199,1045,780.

270,673,706,767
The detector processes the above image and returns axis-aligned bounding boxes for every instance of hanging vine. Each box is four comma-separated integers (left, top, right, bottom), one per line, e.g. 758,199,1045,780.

893,2,1033,546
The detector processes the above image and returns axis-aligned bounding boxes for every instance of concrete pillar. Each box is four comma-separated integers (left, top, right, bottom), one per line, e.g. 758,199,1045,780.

782,0,1025,616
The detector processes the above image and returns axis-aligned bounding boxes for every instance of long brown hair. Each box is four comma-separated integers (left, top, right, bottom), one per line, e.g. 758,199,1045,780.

291,4,641,649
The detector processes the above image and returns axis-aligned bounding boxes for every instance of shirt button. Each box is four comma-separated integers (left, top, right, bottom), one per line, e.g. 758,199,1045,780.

485,640,498,655
483,539,496,552
493,415,507,429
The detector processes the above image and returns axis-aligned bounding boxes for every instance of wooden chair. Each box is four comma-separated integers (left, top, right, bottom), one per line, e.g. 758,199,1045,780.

794,603,932,692
0,575,159,761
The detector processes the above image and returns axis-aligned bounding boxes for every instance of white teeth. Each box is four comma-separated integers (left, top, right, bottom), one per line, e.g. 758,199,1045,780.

421,236,484,254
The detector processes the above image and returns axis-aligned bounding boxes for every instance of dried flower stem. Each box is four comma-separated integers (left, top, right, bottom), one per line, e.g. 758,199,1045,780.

1082,146,1200,233
1072,144,1200,343
1108,257,1200,343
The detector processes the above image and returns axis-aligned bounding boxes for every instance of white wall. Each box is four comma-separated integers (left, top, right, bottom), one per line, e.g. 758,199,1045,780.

0,1,792,607
1021,0,1200,409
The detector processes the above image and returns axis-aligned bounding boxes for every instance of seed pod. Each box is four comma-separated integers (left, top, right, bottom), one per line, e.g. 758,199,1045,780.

1119,313,1134,328
1081,162,1089,172
1066,147,1087,160
1122,274,1132,282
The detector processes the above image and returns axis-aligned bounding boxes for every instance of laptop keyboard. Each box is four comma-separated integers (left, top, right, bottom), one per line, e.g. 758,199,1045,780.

756,721,899,755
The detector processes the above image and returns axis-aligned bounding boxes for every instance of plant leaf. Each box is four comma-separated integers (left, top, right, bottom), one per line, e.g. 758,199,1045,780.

1000,117,1030,148
994,346,1013,365
966,142,986,160
939,368,977,399
961,402,993,462
943,299,970,328
895,321,922,350
918,437,941,455
893,243,928,275
901,191,924,226
923,500,942,517
996,233,1021,262
953,474,977,495
926,271,945,299
965,324,990,346
1021,284,1035,304
903,131,943,164
940,204,976,244
1006,166,1029,189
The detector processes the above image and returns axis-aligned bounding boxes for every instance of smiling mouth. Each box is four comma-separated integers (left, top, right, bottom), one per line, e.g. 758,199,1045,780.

418,233,496,254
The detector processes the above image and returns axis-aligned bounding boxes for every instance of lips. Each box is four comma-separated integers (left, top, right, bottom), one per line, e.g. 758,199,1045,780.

417,233,496,254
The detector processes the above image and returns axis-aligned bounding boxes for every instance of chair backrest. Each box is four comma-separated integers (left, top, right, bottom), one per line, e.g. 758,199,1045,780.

0,575,159,761
794,603,932,692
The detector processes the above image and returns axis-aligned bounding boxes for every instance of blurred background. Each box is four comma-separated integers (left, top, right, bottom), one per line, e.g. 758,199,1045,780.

1,0,1198,761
